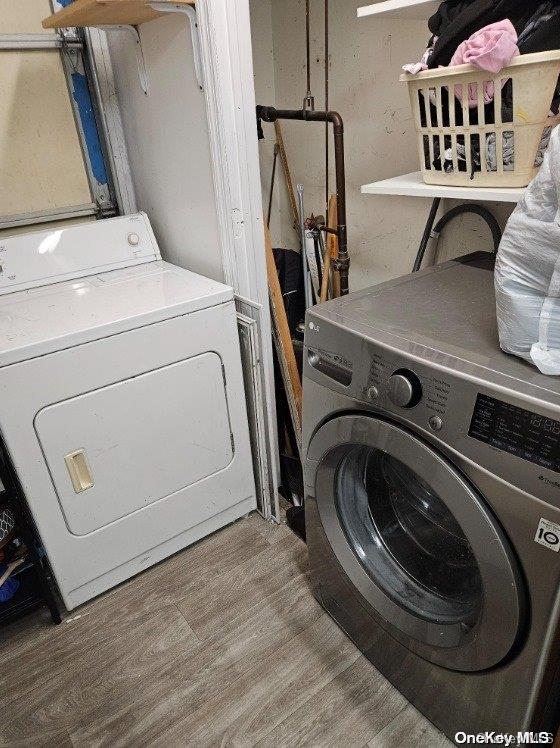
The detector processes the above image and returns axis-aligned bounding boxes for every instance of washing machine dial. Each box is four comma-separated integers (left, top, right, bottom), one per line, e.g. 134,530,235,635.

387,370,422,409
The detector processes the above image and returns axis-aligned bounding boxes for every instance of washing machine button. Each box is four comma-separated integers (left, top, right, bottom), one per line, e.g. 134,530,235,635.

366,385,379,401
429,415,443,432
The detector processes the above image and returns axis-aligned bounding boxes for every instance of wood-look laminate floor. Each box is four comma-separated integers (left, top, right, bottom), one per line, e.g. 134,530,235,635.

0,512,452,748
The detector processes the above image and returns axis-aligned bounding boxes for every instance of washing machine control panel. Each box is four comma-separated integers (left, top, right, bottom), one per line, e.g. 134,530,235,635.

470,393,560,474
362,354,451,422
305,314,560,506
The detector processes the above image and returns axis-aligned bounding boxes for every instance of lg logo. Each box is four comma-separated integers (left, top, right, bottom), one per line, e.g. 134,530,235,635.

535,518,560,552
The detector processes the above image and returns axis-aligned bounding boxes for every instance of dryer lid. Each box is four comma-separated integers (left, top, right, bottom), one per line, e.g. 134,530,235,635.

0,261,232,367
0,214,232,366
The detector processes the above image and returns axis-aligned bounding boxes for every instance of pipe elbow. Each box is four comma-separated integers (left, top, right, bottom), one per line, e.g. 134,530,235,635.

327,111,344,134
257,105,277,123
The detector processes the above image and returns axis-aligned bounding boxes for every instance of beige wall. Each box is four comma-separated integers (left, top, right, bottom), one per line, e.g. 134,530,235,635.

0,0,93,221
108,15,223,281
250,0,282,244
251,0,514,291
2,0,52,35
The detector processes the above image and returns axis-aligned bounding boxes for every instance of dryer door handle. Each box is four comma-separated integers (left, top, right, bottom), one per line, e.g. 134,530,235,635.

64,450,94,494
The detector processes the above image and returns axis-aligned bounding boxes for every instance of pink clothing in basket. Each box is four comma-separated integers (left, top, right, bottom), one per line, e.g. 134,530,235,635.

450,19,520,108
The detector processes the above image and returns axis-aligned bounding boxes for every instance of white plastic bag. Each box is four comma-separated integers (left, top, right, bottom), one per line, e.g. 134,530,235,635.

495,125,560,375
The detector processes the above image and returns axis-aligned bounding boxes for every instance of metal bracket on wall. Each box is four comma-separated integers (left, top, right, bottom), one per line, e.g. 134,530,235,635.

93,25,149,95
148,2,204,91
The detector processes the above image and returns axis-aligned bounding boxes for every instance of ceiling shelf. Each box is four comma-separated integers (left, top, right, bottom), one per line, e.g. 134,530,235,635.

361,172,525,203
357,0,439,20
42,0,195,29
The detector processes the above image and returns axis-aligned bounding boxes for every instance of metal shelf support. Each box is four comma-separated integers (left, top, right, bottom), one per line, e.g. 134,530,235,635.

148,2,204,90
94,25,149,95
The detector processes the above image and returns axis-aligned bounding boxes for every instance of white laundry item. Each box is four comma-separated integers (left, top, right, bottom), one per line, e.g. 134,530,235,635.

402,40,437,75
495,125,560,374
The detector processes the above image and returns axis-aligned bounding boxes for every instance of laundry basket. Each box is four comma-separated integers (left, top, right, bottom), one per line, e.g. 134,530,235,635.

401,50,560,188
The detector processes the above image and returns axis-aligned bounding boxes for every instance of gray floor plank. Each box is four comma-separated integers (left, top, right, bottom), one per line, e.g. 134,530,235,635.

68,584,322,745
368,703,453,748
68,575,324,747
0,605,198,743
0,728,74,748
176,529,307,639
246,512,295,546
152,614,361,747
1,516,267,741
256,656,408,748
0,512,439,748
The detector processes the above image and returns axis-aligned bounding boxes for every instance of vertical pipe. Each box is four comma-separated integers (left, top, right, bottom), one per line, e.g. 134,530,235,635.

324,0,329,213
304,0,313,110
331,116,348,296
297,184,313,309
256,107,350,295
306,0,311,96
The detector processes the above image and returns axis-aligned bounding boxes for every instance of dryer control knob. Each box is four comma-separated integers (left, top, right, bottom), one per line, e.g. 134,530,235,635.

387,370,422,409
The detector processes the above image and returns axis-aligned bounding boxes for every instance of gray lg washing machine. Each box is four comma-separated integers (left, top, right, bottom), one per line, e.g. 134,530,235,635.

303,253,560,742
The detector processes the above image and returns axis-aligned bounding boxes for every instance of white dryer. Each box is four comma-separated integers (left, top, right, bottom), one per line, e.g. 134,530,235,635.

0,213,255,610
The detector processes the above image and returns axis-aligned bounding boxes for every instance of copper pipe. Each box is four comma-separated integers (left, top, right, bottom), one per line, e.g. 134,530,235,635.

324,0,329,213
303,0,314,111
256,105,349,296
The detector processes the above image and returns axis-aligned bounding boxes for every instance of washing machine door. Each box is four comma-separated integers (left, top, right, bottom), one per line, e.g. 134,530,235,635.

307,414,524,672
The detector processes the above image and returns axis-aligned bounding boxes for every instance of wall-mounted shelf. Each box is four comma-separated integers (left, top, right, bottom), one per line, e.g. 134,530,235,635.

42,0,195,29
361,172,525,203
43,0,204,91
357,0,438,20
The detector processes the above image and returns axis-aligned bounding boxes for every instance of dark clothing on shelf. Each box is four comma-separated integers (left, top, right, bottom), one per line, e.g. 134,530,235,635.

428,0,477,38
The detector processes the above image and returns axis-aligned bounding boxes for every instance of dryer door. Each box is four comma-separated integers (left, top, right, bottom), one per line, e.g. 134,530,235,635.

307,414,524,672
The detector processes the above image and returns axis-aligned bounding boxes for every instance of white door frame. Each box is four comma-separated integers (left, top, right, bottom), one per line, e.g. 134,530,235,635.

196,0,279,512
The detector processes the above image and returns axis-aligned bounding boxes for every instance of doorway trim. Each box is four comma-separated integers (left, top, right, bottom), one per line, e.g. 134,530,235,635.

196,0,279,517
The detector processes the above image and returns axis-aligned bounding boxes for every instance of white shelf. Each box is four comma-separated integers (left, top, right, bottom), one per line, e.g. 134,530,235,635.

361,172,525,203
357,0,439,20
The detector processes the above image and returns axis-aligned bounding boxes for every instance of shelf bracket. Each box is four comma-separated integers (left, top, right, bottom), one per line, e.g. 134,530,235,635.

94,25,149,95
148,2,204,91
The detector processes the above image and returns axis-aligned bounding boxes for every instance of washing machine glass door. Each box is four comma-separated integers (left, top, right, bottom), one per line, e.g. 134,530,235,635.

308,415,524,672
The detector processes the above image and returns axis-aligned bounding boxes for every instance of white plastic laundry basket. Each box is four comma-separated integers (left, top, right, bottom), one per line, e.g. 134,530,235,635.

402,50,560,188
